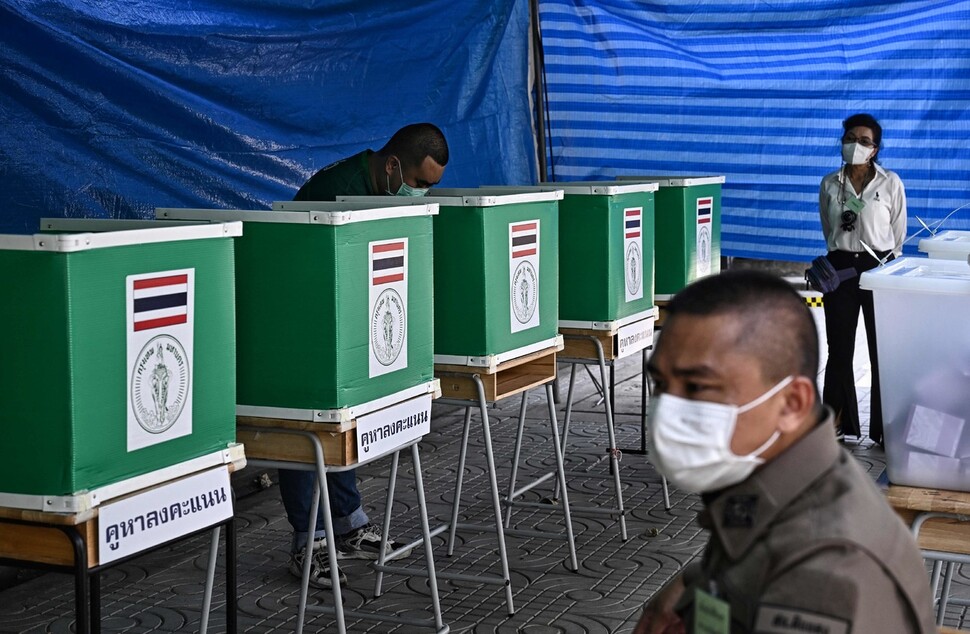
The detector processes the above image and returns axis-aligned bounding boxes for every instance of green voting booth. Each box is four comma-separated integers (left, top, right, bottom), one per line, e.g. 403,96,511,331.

334,190,561,368
488,182,657,324
618,176,725,296
158,205,438,422
0,222,241,505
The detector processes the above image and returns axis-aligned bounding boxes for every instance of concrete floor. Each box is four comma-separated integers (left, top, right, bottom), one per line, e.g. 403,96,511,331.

1,305,967,633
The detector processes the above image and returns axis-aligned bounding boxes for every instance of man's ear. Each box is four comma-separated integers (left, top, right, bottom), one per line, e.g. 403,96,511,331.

384,155,398,176
777,376,816,434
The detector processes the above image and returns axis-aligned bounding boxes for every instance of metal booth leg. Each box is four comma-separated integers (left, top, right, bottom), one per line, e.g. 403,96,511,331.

553,363,579,502
226,513,237,634
592,338,628,541
640,347,648,454
290,432,346,634
504,392,530,528
374,449,401,597
200,526,221,634
311,441,345,634
91,570,101,634
936,561,956,625
544,382,579,572
642,348,672,512
295,478,322,634
447,406,474,557
64,525,92,634
411,443,446,631
473,374,516,616
929,558,944,614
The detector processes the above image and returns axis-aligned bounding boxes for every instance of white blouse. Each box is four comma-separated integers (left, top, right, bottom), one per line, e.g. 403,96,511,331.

819,162,907,255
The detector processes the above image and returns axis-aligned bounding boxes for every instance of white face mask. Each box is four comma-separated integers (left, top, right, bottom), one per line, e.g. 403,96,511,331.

842,142,874,165
648,376,793,493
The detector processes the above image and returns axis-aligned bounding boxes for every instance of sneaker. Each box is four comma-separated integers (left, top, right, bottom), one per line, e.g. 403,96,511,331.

288,539,347,589
336,523,413,561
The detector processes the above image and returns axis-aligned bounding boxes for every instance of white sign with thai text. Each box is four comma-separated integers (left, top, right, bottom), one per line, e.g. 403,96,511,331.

617,318,654,359
356,394,431,459
98,466,232,564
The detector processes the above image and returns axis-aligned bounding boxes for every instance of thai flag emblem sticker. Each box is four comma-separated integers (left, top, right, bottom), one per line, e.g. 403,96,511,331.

132,273,190,332
623,207,644,302
126,268,195,452
696,197,713,277
369,239,408,378
697,197,713,224
509,220,541,332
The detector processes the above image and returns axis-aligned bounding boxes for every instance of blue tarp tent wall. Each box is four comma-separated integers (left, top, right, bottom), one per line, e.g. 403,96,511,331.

3,0,969,262
537,0,970,260
0,0,536,234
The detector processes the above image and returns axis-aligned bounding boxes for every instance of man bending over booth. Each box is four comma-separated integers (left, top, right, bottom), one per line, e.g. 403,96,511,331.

281,123,448,588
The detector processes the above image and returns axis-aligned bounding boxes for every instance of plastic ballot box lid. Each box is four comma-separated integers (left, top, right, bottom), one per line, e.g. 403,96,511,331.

919,230,970,261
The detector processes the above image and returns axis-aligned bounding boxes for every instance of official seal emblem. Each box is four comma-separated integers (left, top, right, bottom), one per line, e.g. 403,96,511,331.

625,241,642,296
511,260,538,324
131,335,190,434
371,288,406,366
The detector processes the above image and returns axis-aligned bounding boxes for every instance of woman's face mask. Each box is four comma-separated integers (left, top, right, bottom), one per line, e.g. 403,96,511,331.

842,142,874,165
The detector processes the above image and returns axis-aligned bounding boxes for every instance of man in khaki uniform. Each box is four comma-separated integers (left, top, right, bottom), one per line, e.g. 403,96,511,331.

635,270,935,634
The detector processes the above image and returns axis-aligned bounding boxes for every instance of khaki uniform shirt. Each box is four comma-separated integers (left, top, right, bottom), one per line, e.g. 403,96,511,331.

674,411,936,633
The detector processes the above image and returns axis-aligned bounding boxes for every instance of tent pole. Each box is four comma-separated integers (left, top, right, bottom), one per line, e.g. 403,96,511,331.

530,0,548,183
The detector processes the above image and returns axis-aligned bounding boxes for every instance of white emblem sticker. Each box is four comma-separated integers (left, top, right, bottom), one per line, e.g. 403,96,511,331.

369,239,408,377
126,269,195,452
697,197,713,277
623,206,644,302
509,220,541,333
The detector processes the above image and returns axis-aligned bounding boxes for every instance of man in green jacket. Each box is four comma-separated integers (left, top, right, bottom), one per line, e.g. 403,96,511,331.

294,122,447,201
280,123,448,588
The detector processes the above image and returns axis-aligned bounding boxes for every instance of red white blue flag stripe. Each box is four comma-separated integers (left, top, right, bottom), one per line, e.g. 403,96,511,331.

697,198,713,224
132,274,188,332
371,241,406,285
625,208,641,239
511,222,538,258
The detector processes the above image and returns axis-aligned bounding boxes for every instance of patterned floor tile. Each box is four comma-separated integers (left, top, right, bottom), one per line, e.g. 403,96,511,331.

3,313,970,631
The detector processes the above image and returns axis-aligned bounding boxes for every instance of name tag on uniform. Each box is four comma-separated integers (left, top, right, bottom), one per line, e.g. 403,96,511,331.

694,588,730,634
845,197,865,213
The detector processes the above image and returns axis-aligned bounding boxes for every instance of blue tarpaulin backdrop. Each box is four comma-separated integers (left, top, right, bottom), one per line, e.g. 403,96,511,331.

538,0,970,260
0,0,536,234
4,1,969,261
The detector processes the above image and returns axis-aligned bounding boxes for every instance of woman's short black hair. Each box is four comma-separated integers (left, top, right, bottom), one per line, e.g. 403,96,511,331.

842,113,882,148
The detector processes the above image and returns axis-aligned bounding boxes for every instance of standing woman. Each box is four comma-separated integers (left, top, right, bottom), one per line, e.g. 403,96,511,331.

819,113,906,444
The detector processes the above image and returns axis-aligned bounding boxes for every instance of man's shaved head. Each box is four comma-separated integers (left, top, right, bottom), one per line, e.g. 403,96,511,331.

665,270,820,386
379,123,449,169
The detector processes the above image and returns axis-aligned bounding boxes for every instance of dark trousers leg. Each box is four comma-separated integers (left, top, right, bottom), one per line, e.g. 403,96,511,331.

860,288,884,443
822,278,863,437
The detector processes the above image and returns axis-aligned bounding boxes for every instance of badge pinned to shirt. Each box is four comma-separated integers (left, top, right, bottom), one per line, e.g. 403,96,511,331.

694,588,730,634
845,197,865,213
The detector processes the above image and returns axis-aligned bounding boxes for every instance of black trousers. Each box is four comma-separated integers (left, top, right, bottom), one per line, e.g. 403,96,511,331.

821,249,892,443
